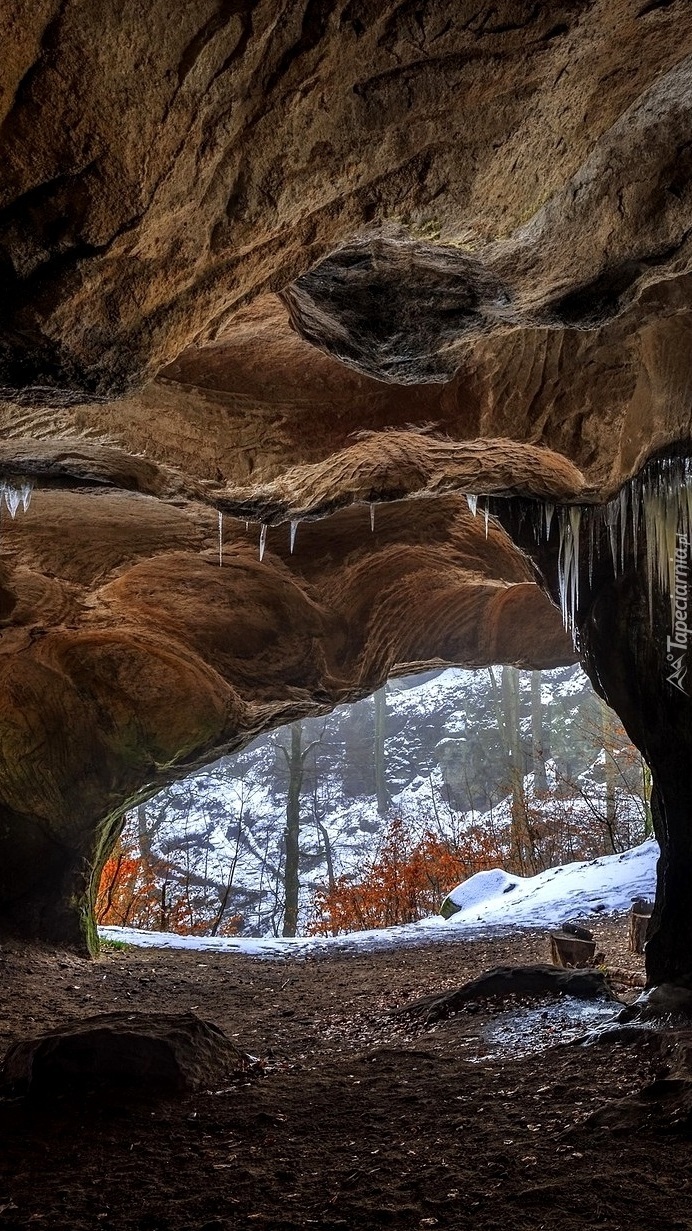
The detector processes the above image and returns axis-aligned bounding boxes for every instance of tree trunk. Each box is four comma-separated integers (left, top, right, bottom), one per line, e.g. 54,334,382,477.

373,685,389,817
550,930,597,968
282,722,303,937
599,698,618,854
501,665,533,874
531,670,548,792
629,900,654,954
315,818,336,893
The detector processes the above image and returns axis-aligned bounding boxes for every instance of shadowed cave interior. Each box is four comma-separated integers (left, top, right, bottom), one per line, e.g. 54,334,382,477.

1,1,692,980
4,3,692,1225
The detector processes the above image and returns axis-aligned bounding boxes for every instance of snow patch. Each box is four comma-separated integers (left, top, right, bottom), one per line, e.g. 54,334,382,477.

100,839,658,959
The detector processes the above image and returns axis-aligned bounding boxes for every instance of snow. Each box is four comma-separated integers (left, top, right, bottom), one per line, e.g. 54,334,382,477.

114,662,613,937
100,838,658,958
445,867,521,911
441,837,657,927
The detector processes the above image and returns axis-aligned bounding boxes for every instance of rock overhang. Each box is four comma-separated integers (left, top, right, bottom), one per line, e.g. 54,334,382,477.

1,1,692,958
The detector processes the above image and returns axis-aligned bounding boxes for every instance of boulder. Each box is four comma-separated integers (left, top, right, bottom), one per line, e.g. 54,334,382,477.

0,1011,253,1097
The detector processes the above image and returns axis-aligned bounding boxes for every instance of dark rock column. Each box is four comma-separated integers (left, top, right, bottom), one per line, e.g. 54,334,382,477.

0,805,124,955
579,570,692,986
495,482,692,986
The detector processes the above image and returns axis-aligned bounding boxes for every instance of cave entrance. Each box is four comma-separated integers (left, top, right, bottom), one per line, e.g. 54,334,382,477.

94,666,652,948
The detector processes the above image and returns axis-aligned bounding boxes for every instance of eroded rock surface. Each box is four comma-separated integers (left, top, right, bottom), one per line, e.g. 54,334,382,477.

1,2,692,962
1,1011,251,1096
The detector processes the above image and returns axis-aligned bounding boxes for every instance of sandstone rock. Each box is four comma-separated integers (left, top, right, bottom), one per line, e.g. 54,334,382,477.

0,2,690,977
394,964,619,1024
1,1012,253,1097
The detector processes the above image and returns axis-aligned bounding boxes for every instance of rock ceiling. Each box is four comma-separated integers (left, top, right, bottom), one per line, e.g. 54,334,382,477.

2,0,692,949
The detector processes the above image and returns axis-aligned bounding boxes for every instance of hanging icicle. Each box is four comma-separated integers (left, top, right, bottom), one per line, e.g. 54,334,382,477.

484,499,490,540
259,524,267,562
466,494,478,517
0,479,34,523
3,486,21,518
290,520,298,553
370,503,375,532
548,453,692,639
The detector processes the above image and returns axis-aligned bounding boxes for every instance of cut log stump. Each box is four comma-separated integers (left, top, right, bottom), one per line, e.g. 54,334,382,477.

550,929,597,968
629,899,654,954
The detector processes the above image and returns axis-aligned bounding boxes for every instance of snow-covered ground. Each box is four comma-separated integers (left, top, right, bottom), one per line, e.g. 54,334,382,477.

100,838,658,958
119,663,648,938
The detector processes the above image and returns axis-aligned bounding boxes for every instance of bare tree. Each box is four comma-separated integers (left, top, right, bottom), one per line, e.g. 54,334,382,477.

277,721,322,937
488,666,533,874
531,670,548,793
599,696,618,854
374,684,390,816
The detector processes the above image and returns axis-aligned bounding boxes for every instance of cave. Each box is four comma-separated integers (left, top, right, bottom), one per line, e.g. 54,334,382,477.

0,0,684,974
3,2,692,1226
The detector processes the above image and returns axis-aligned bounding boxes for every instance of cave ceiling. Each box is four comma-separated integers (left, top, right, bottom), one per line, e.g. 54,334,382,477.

2,0,692,944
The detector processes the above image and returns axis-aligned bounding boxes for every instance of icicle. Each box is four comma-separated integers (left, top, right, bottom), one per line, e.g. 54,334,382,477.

600,499,615,576
4,485,20,518
290,520,298,553
556,506,582,646
259,524,267,562
218,511,223,567
20,481,32,512
631,476,639,560
544,502,554,538
370,503,375,532
245,520,249,532
466,494,478,517
619,485,628,573
484,499,490,540
587,510,596,589
568,506,582,633
556,509,569,633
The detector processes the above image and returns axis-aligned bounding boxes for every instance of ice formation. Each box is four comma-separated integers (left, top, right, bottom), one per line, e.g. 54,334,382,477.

259,523,267,562
546,454,692,644
0,480,33,519
466,494,478,517
290,519,298,553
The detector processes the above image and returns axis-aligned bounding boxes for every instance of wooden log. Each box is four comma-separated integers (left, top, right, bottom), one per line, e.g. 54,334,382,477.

629,899,654,954
549,930,597,969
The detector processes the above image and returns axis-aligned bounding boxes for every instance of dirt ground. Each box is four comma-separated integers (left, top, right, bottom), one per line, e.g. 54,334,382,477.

0,917,690,1231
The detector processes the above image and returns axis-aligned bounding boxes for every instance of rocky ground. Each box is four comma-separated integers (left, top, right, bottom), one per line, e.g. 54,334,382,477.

0,918,690,1231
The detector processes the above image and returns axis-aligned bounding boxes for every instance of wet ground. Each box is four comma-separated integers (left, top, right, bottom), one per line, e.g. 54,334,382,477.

472,998,620,1059
2,916,689,1231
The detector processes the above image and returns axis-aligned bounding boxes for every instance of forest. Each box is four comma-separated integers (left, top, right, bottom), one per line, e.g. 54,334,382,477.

97,666,651,941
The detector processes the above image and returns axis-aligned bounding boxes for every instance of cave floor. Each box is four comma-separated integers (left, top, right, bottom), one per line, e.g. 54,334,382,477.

0,919,690,1231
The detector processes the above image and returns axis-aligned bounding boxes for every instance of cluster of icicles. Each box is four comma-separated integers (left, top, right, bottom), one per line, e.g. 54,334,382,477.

466,455,692,647
0,480,33,519
216,503,379,566
217,455,691,643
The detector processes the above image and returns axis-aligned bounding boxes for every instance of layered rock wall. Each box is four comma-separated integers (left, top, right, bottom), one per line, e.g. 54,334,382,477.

1,2,692,963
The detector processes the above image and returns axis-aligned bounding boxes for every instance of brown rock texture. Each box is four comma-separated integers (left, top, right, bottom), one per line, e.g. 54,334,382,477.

1,1011,251,1095
1,1,692,952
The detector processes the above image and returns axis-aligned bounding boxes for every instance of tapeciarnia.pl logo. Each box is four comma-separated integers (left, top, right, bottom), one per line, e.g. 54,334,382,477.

666,534,691,694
